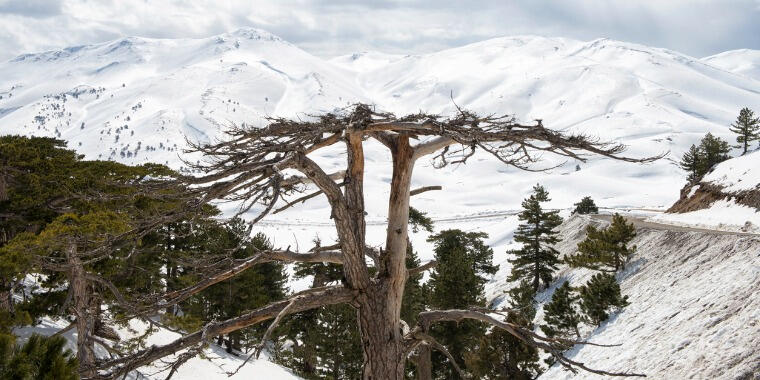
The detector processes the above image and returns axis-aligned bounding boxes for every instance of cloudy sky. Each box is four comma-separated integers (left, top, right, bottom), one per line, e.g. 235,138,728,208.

0,0,758,60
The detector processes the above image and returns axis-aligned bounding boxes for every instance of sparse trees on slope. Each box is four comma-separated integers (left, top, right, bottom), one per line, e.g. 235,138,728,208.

566,213,636,273
679,133,732,182
699,133,731,172
729,107,759,155
578,273,629,326
572,196,599,215
508,184,563,292
92,104,656,379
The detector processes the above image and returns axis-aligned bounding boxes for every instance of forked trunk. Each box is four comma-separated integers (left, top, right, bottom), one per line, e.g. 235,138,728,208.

355,135,415,379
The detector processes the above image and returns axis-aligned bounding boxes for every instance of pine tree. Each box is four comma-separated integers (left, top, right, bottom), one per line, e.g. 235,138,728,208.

729,107,760,155
698,133,731,172
566,213,636,273
465,279,541,379
464,310,542,380
541,282,582,339
408,206,434,233
178,227,287,353
508,184,563,292
679,144,703,183
0,333,78,380
578,273,629,326
427,229,498,379
507,280,537,322
572,196,599,215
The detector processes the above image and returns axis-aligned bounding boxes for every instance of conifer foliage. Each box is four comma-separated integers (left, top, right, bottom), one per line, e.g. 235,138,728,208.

729,107,760,155
572,196,599,215
566,214,636,273
0,333,78,380
578,273,629,326
541,282,582,339
464,311,542,380
508,184,563,292
679,133,732,183
427,229,498,379
679,144,703,184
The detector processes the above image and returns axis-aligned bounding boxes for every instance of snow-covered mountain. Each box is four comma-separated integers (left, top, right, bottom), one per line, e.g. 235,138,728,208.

3,28,760,379
2,28,760,224
702,49,760,81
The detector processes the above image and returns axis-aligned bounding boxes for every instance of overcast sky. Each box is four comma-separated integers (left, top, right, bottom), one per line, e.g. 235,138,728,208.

0,0,758,61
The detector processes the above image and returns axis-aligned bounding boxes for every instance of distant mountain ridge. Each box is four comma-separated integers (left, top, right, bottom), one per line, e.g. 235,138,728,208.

1,28,760,220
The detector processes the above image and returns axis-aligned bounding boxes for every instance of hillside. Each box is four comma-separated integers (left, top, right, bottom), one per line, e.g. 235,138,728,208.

703,49,760,81
534,214,760,379
2,29,760,224
655,150,760,233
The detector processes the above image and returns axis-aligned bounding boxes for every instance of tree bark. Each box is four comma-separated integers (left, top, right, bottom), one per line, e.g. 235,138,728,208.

416,344,433,380
355,135,414,380
67,242,97,377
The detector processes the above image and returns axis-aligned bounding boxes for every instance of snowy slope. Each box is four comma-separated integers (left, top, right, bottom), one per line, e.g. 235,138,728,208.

536,215,760,379
703,49,760,81
651,149,760,233
2,30,760,225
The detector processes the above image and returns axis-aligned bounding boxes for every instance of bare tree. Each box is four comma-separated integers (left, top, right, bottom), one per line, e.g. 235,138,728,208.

92,104,657,379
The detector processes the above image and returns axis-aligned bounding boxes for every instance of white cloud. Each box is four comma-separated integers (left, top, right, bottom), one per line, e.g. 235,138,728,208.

0,0,757,60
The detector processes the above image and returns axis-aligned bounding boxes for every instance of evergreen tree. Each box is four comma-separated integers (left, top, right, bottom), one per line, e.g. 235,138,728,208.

679,144,703,183
729,107,760,155
541,282,582,339
0,333,79,380
566,214,636,273
506,280,537,322
178,227,287,353
578,273,629,326
508,184,563,292
281,258,361,379
464,310,541,380
698,133,731,172
679,134,732,182
572,196,599,215
426,229,497,379
408,206,434,233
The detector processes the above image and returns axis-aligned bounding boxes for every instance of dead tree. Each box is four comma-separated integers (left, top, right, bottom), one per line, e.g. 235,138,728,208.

93,104,657,379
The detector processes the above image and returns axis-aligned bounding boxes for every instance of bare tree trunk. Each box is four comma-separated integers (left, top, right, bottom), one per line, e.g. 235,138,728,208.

356,135,414,380
416,345,433,380
67,242,97,377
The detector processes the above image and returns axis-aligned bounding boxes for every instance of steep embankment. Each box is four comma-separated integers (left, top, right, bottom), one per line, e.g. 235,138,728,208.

659,150,760,233
535,214,760,379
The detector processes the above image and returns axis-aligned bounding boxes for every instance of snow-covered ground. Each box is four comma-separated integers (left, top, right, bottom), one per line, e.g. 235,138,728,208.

15,317,301,380
2,28,760,222
649,149,760,233
703,49,760,81
536,215,760,379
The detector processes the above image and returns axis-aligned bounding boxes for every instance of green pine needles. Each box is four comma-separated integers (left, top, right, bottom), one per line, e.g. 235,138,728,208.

579,273,630,326
572,196,599,215
566,213,636,273
0,334,79,380
729,107,760,155
508,184,563,292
